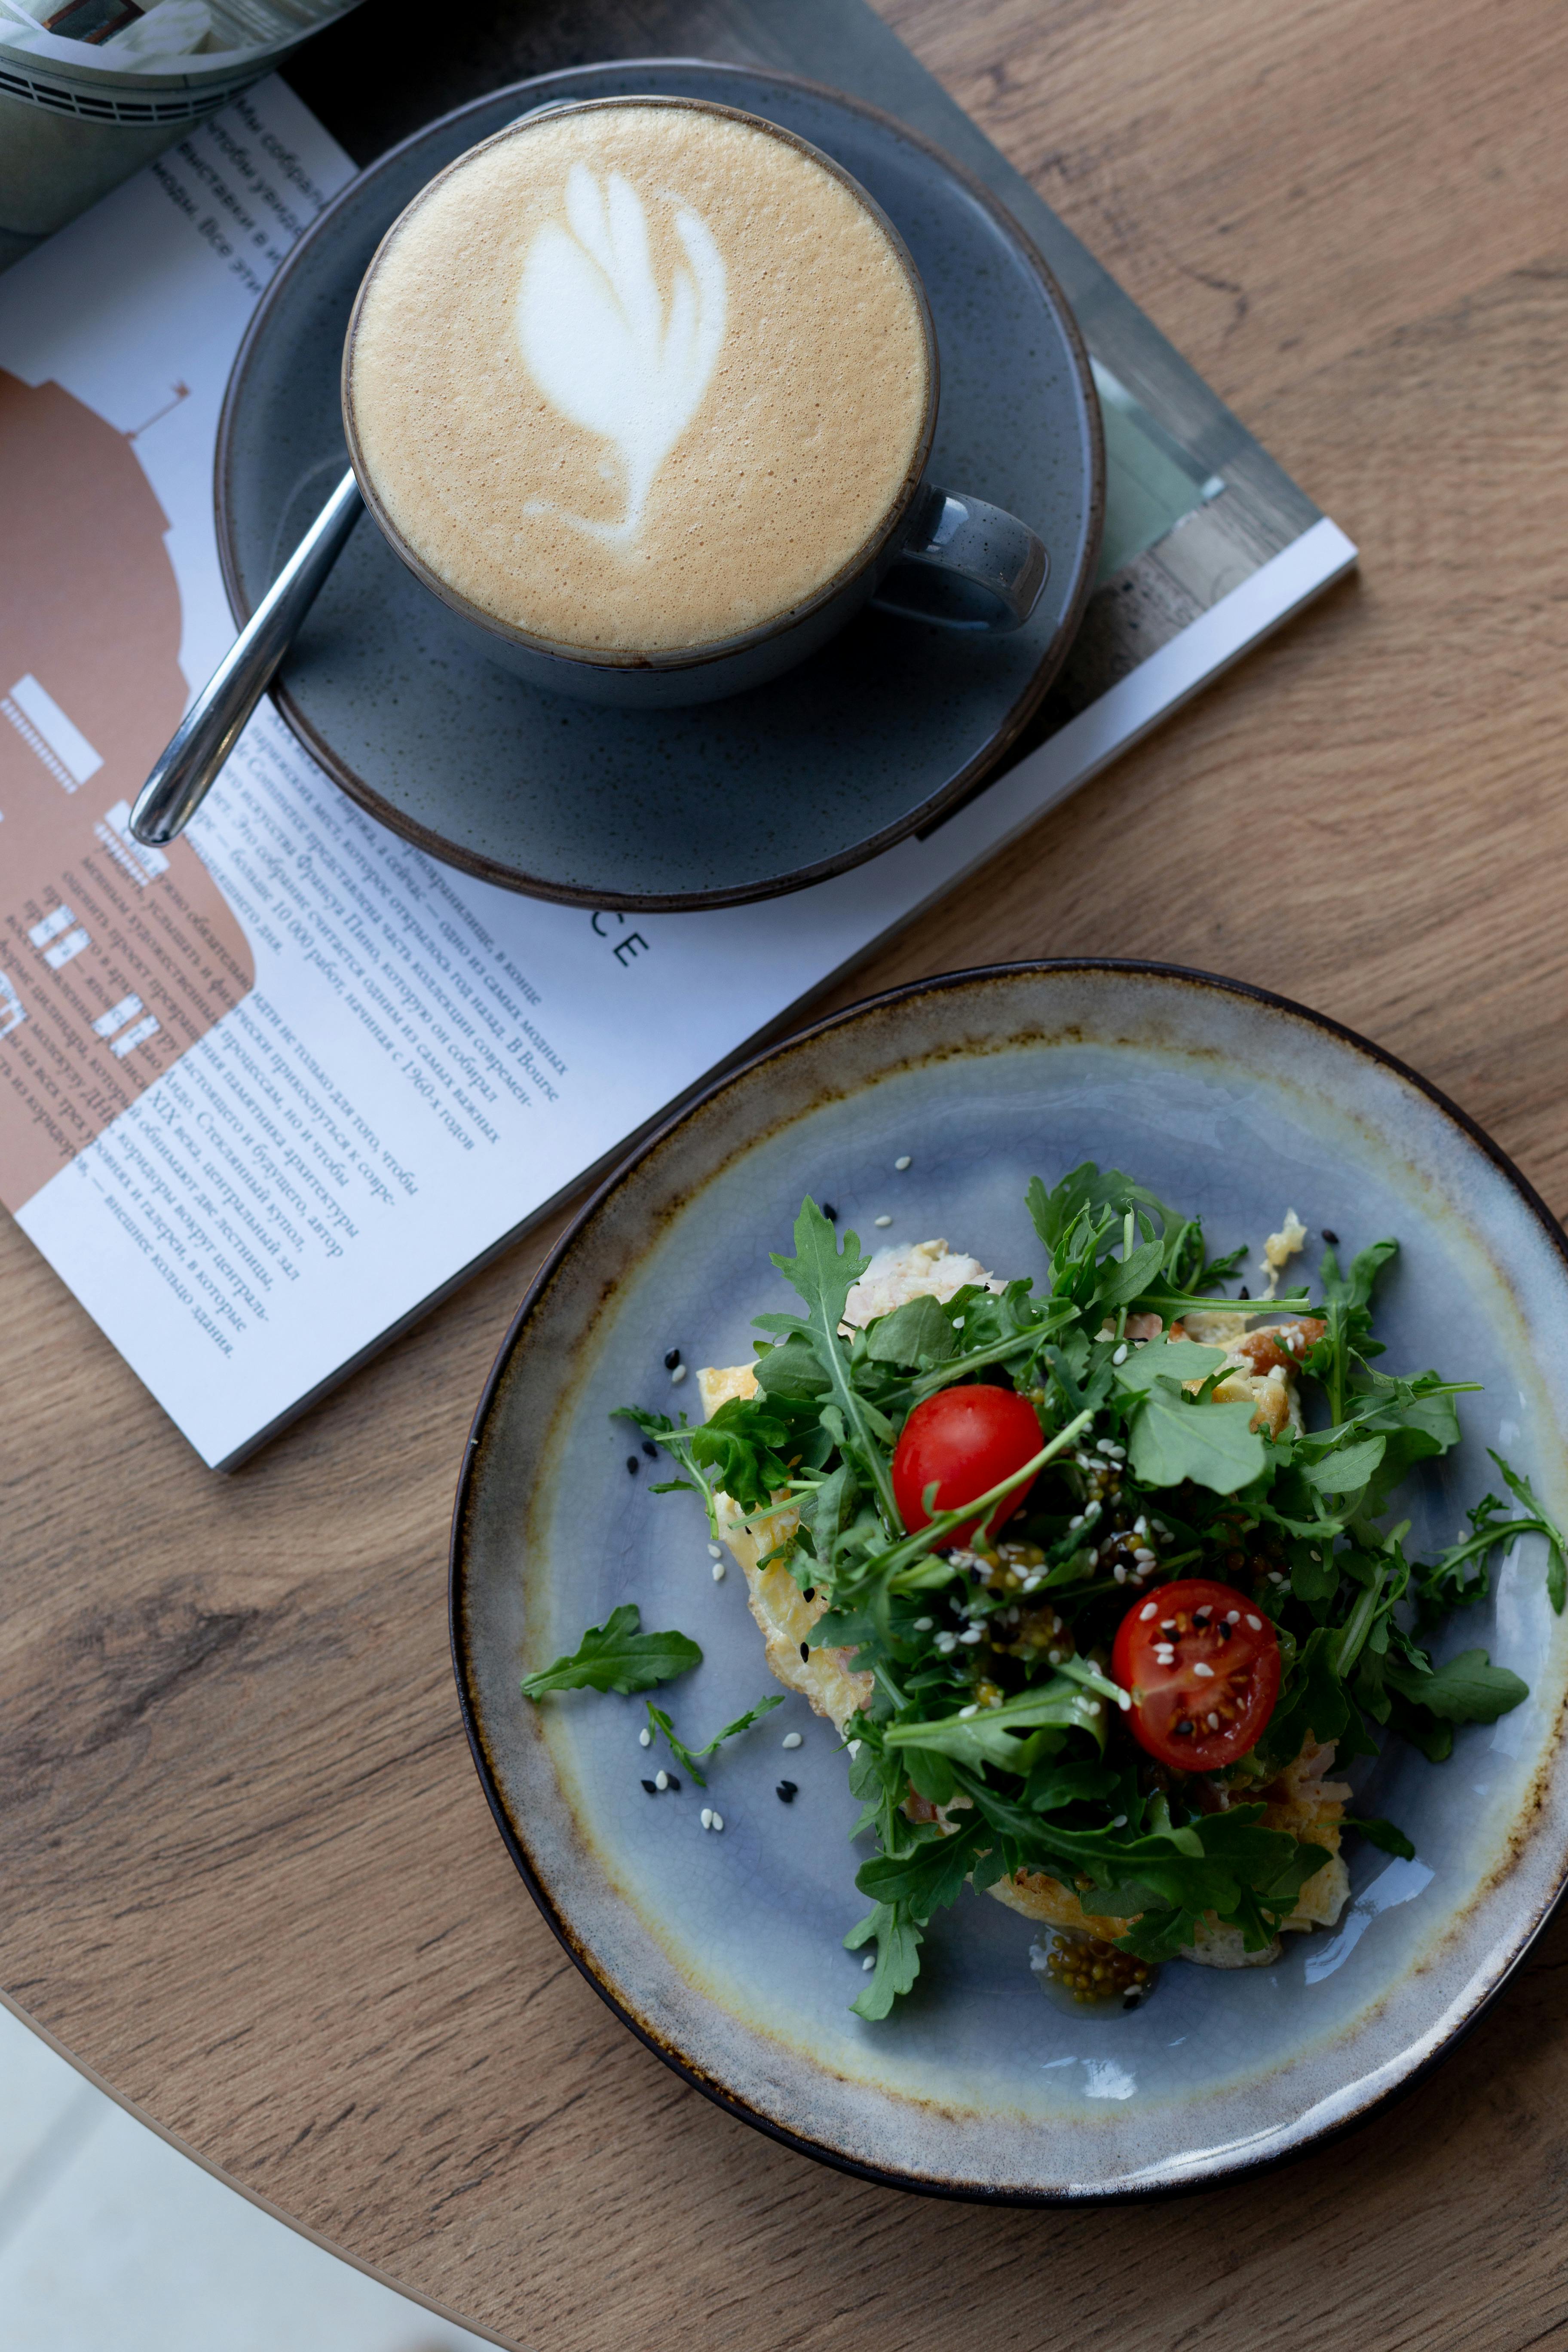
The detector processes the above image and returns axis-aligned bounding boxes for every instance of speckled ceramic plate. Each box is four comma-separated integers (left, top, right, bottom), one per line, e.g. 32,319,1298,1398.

450,962,1568,2200
215,63,1102,911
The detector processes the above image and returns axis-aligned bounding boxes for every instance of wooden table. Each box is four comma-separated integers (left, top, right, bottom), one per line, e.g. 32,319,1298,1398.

6,2,1568,2343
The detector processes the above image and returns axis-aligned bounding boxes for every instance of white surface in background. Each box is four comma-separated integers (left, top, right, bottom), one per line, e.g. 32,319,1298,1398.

0,2003,507,2352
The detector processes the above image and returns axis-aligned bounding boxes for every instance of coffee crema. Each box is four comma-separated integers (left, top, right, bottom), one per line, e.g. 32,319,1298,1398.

344,101,934,655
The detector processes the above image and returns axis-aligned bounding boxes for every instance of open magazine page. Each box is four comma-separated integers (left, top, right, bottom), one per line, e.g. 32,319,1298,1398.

0,76,1355,1466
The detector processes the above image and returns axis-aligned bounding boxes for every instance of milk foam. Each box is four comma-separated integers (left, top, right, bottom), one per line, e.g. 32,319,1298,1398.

518,163,728,546
346,103,932,654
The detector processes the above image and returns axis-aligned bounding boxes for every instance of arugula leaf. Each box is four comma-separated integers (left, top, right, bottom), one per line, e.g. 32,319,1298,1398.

1125,1375,1268,1494
864,1292,957,1371
681,1393,824,1516
1495,1454,1568,1616
762,1199,900,1530
644,1693,784,1786
521,1605,701,1699
845,1902,924,2021
855,1813,986,1913
1099,1236,1169,1307
1344,1814,1417,1860
1384,1647,1528,1723
1308,1237,1398,1423
884,1679,1098,1770
1301,1431,1387,1494
1111,1333,1226,1394
1026,1164,1174,1255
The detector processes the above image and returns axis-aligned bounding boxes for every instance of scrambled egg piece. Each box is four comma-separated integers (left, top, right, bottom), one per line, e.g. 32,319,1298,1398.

1176,1309,1326,1439
1260,1207,1308,1301
698,1231,1349,1967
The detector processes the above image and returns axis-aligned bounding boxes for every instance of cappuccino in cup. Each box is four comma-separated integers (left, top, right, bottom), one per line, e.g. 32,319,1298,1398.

344,98,935,660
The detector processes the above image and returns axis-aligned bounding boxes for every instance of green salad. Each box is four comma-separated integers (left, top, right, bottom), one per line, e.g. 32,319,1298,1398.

531,1164,1565,2020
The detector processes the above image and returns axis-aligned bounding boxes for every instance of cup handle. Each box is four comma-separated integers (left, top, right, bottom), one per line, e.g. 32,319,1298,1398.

871,485,1049,632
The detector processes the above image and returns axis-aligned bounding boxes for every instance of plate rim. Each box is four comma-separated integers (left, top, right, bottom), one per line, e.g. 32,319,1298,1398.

215,58,1106,913
447,957,1568,2201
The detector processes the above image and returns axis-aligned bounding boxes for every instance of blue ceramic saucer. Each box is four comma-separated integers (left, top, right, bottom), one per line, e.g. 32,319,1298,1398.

216,63,1102,910
450,962,1568,2201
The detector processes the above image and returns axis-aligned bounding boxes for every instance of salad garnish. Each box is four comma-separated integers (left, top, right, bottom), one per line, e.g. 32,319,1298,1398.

528,1166,1565,2021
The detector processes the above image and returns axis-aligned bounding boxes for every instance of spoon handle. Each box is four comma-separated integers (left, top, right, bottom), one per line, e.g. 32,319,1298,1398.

130,469,365,847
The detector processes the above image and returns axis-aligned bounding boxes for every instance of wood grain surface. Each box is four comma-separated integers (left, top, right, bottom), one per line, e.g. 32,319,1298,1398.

7,2,1568,2346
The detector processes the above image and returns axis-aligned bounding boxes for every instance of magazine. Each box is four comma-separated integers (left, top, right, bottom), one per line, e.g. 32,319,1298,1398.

0,71,1354,1467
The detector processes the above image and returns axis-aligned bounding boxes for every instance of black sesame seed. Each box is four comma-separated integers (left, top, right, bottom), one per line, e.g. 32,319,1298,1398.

667,1774,681,1792
663,1347,681,1370
625,1455,640,1476
641,1779,658,1794
821,1203,837,1223
803,1586,816,1602
641,1439,658,1459
1322,1228,1340,1246
776,1780,798,1804
799,1641,810,1661
1174,1720,1194,1737
1123,1994,1142,2012
1238,1284,1251,1300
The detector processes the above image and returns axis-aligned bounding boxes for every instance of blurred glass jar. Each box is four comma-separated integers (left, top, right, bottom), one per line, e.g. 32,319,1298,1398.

0,0,361,271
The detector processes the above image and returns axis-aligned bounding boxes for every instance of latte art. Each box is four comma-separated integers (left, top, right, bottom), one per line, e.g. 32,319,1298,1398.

518,164,727,546
345,101,934,657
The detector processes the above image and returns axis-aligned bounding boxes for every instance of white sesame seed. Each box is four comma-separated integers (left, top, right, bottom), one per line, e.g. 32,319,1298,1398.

959,1703,979,1719
846,1740,861,1758
1113,1564,1128,1583
913,1616,934,1631
1112,1344,1128,1366
707,1542,722,1559
1111,1814,1128,1829
1134,1549,1156,1565
782,1731,802,1749
1195,1605,1212,1620
1192,1663,1216,1680
862,1954,876,1970
894,1155,912,1170
712,1559,726,1582
1084,1501,1102,1521
1022,1575,1042,1593
1047,1648,1063,1665
960,1625,984,1644
710,1812,724,1831
670,1363,688,1385
1207,1713,1220,1730
934,1632,957,1654
1069,1513,1084,1530
1310,1549,1322,1563
1225,1610,1240,1624
1246,1614,1263,1630
639,1727,652,1748
655,1769,669,1789
700,1807,714,1829
874,1214,892,1228
1116,1689,1131,1712
1096,1438,1117,1455
1139,1602,1158,1620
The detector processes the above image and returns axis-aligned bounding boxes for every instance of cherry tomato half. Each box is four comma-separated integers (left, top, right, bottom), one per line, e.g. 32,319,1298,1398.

1111,1578,1281,1771
891,1384,1044,1546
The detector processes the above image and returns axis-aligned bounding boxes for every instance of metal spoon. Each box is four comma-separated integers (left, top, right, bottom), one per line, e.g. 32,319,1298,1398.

129,469,364,847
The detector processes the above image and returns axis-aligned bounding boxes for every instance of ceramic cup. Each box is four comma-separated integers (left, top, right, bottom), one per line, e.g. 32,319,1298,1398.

340,97,1051,710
